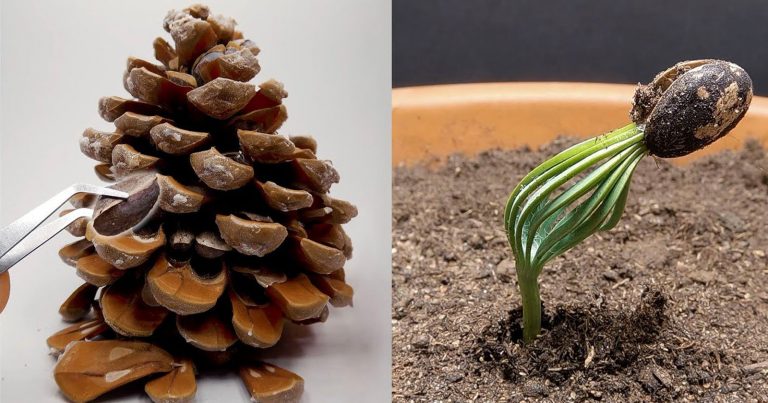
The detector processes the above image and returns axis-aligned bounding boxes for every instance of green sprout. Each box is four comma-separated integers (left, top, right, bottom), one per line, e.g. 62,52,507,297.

504,124,646,342
504,60,753,343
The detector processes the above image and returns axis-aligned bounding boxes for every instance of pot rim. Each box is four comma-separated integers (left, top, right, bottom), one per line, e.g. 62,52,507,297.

393,82,768,166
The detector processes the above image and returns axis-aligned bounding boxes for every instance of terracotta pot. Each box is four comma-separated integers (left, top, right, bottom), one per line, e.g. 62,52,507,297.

393,82,768,166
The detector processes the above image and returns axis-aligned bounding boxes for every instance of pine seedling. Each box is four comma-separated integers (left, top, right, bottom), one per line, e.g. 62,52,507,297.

505,60,752,343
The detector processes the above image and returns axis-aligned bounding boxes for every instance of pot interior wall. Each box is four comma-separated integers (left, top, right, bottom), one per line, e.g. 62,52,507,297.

393,82,768,166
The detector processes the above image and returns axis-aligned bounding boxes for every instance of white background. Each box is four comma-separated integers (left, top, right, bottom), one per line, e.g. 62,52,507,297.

0,1,391,402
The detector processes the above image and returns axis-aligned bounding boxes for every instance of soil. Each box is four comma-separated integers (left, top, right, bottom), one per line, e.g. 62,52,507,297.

392,138,768,402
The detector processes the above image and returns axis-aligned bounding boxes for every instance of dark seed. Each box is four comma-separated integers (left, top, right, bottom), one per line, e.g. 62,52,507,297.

92,174,160,236
637,60,752,158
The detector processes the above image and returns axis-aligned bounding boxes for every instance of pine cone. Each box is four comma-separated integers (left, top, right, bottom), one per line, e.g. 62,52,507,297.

49,4,357,402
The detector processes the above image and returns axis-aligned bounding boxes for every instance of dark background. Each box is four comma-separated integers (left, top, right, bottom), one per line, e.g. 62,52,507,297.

393,0,768,95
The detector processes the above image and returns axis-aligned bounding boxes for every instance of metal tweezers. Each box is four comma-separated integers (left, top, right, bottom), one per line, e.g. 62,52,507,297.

0,184,128,274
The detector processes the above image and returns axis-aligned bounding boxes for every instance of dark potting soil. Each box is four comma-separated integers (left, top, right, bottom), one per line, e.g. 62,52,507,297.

392,138,768,402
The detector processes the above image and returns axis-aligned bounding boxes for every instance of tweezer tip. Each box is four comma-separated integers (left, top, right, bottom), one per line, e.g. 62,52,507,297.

71,183,128,199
